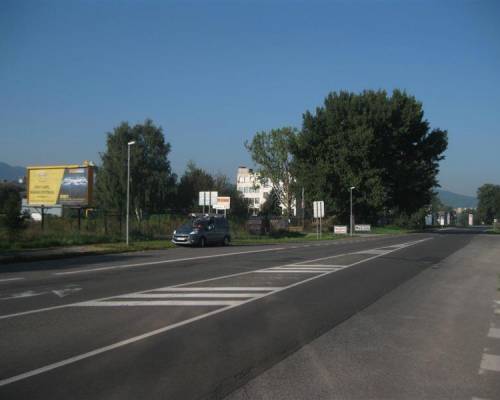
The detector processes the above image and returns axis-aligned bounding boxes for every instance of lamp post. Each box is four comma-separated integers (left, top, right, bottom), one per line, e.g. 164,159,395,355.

349,186,355,236
126,140,136,246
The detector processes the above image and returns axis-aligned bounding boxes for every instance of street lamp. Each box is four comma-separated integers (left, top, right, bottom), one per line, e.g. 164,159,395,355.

126,140,136,246
349,186,355,236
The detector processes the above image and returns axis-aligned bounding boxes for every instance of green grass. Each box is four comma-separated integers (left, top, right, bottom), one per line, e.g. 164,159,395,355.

369,225,415,234
0,233,122,251
486,229,500,235
93,240,176,252
233,232,350,245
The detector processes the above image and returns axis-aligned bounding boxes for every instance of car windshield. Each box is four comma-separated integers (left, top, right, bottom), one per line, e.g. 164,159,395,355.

192,218,208,229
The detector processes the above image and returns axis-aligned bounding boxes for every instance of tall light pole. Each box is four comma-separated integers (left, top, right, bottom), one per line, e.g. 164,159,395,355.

126,140,136,246
350,186,355,236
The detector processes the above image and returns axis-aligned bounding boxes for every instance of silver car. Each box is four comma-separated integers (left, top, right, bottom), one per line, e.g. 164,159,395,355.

172,215,231,247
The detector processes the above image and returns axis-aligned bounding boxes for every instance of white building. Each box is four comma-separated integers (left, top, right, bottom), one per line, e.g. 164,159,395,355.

236,166,296,215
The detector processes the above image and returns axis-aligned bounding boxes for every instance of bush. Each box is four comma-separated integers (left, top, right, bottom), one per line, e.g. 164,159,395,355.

393,208,427,230
2,191,24,241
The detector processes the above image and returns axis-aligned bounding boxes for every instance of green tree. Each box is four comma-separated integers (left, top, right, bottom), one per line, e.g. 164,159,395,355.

213,173,250,218
293,90,448,224
245,127,297,216
175,161,215,212
95,119,175,219
477,184,500,224
0,184,23,241
260,187,282,217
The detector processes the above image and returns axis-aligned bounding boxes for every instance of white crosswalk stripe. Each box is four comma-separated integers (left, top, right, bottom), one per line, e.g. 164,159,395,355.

148,287,281,292
118,293,260,298
79,300,242,307
70,240,430,309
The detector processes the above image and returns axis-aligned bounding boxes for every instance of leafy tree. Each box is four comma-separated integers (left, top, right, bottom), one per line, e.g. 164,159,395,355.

245,127,297,216
477,184,500,224
95,119,175,219
293,90,448,224
0,184,23,240
213,173,250,218
260,187,282,217
175,161,215,212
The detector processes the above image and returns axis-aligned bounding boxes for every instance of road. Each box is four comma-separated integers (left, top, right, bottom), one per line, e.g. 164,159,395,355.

0,230,498,399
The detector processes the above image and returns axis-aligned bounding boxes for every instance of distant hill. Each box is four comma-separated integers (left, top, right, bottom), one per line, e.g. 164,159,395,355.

437,189,477,209
0,161,25,182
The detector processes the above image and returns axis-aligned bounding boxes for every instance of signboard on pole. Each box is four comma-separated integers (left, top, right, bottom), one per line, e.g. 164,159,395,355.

27,164,94,206
334,225,348,234
354,224,371,232
214,196,231,210
198,191,218,206
313,201,324,218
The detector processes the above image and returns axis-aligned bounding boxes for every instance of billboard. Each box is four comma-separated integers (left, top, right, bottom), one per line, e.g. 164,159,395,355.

27,165,94,206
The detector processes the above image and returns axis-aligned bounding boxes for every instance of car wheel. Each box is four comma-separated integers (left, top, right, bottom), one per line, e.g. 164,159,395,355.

199,237,207,248
223,236,230,246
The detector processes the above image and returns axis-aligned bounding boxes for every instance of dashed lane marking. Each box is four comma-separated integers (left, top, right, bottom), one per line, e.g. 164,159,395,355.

488,327,500,339
479,353,500,372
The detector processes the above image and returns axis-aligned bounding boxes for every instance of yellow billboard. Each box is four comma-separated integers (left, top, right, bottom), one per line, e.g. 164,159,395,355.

27,164,94,206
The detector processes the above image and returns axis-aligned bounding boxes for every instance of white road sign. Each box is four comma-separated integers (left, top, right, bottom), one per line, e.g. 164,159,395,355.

354,224,371,232
198,191,218,206
214,196,231,210
313,201,324,218
334,225,348,234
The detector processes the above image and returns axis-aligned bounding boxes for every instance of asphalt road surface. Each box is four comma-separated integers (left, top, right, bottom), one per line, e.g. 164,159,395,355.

0,229,498,399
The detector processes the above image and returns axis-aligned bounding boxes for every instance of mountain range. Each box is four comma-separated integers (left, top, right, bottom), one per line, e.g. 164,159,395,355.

436,189,477,209
0,161,25,182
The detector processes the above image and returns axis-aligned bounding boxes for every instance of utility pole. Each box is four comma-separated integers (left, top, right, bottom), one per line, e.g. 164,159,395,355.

350,186,355,236
301,186,305,228
126,140,136,246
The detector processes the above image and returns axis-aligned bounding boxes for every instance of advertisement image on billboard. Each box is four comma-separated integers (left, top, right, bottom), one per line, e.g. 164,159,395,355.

27,165,94,206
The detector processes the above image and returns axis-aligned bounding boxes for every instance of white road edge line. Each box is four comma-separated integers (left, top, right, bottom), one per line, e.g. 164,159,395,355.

0,277,25,283
0,238,431,387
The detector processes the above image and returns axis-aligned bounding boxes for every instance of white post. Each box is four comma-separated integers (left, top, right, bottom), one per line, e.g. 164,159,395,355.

350,186,355,237
126,141,135,246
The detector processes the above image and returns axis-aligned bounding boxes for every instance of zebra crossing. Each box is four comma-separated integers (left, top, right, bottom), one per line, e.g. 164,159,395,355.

73,239,431,309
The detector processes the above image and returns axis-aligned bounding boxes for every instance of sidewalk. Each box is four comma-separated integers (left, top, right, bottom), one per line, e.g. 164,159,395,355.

225,234,500,400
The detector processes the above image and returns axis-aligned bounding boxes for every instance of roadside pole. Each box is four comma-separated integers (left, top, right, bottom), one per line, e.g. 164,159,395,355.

349,186,355,236
126,140,135,246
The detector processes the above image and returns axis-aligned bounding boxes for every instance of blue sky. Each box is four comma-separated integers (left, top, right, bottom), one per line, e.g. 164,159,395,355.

1,0,499,196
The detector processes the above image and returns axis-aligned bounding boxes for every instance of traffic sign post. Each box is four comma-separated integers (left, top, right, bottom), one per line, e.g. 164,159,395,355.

313,201,325,240
199,191,218,214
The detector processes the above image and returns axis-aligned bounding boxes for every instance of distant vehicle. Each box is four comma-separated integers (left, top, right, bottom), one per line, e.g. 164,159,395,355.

172,215,231,247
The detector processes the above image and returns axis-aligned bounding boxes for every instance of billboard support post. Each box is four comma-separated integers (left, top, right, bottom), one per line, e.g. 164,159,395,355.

41,206,45,231
77,208,81,231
